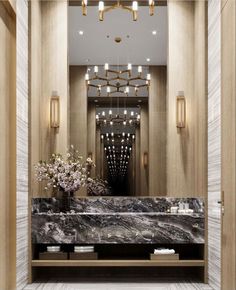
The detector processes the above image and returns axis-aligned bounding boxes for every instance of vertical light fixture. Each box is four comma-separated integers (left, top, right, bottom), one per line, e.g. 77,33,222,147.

50,91,60,128
176,91,186,129
143,152,148,167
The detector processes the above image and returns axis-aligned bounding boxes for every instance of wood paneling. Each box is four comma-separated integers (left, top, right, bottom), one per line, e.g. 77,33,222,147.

140,104,149,195
70,66,88,195
30,0,42,197
30,0,68,197
41,0,68,157
167,0,207,197
0,2,16,289
149,66,167,196
87,104,96,177
221,0,236,289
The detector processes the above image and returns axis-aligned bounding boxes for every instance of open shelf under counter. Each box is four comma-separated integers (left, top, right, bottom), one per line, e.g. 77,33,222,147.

31,259,205,267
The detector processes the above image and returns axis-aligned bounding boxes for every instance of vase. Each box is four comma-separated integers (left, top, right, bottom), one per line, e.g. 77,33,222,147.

61,191,74,212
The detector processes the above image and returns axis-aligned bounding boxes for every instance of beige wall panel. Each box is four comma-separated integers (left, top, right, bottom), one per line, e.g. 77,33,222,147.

221,0,236,288
30,0,42,197
140,104,149,195
149,66,167,196
70,66,87,195
41,0,68,157
135,127,141,195
87,104,96,177
194,0,207,197
96,127,101,177
0,3,16,289
167,0,206,197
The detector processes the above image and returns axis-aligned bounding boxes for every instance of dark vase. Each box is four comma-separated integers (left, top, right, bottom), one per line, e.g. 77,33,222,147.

61,190,74,212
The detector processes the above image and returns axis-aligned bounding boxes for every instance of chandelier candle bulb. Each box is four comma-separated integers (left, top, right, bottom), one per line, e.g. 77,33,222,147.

149,0,155,16
82,0,87,15
99,1,104,21
85,73,89,81
109,109,112,115
138,66,142,73
127,63,132,71
94,66,98,73
147,73,151,81
124,109,127,115
104,63,109,70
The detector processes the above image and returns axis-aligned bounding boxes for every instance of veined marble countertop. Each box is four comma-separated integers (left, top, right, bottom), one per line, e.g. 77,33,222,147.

32,197,205,244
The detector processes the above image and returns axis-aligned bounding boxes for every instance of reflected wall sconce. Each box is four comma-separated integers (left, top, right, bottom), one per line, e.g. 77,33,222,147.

50,92,60,128
143,152,148,167
176,91,186,129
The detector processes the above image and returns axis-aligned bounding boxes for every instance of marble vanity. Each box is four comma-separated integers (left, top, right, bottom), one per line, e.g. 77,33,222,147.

32,197,205,244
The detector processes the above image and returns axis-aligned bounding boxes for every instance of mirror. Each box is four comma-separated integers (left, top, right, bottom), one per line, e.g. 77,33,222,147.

31,1,207,199
69,5,167,196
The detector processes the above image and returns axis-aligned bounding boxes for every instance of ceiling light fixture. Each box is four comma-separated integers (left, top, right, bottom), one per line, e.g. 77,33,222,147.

152,30,157,35
146,58,150,62
81,0,155,21
85,64,151,97
79,30,84,35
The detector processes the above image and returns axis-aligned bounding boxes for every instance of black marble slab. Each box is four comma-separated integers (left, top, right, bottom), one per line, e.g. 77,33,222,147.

32,197,205,244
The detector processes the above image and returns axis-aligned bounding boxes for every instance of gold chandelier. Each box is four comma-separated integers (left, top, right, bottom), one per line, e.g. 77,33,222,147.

85,64,151,97
81,0,155,21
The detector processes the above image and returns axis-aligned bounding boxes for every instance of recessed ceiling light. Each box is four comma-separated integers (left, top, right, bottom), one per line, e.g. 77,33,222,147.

146,58,150,62
152,30,157,35
79,30,84,35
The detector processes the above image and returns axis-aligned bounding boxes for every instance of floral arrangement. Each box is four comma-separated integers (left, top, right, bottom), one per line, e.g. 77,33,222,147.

87,177,112,196
35,145,95,194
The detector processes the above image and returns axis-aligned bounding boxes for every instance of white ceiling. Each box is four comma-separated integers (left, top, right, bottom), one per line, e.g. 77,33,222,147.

69,6,167,66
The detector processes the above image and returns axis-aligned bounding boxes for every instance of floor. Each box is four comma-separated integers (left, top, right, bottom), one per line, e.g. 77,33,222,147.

24,282,213,290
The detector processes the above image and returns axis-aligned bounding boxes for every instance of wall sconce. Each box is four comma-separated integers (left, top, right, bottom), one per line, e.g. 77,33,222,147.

176,91,186,129
50,92,60,128
143,152,148,167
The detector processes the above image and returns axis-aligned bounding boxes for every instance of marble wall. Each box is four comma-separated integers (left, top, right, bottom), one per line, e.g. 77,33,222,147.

208,0,221,289
16,0,28,289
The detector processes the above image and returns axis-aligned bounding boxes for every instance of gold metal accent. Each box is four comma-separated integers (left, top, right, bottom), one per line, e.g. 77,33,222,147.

50,95,60,128
176,94,186,129
81,0,155,21
82,0,87,15
115,37,122,43
86,66,150,97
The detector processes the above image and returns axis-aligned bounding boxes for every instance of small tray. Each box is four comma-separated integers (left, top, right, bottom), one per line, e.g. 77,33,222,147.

150,253,179,260
39,252,68,260
69,252,98,260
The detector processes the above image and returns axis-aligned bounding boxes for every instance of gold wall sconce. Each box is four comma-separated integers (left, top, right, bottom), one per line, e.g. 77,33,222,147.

50,92,60,128
176,91,186,129
143,152,148,167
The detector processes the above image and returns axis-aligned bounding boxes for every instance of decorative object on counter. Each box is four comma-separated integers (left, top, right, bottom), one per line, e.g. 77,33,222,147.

69,252,98,260
39,251,68,260
154,248,175,255
87,177,112,196
170,206,178,213
32,197,205,244
74,246,94,253
47,246,60,252
34,145,95,197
